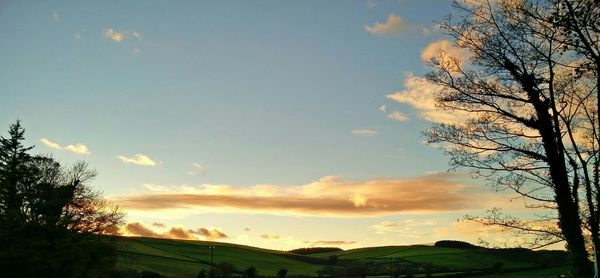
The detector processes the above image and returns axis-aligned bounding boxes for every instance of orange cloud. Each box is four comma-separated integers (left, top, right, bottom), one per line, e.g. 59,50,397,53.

189,228,228,240
113,173,479,217
122,222,227,241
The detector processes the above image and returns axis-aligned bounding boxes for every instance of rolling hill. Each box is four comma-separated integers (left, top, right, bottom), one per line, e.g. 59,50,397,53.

114,236,571,277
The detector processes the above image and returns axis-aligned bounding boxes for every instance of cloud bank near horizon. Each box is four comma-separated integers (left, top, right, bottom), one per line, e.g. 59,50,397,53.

113,173,480,217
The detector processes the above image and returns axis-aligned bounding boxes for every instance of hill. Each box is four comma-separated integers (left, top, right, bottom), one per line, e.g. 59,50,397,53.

114,236,570,277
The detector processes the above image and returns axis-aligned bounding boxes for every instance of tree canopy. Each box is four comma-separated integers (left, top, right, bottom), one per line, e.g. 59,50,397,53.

0,120,125,277
422,0,599,276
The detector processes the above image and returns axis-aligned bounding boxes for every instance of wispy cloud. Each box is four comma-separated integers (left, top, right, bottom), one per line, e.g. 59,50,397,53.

113,173,479,217
364,14,408,37
367,0,378,8
39,138,90,155
261,234,281,240
117,154,157,166
387,111,408,122
370,219,436,237
303,240,357,247
352,129,379,137
188,162,206,176
103,28,142,44
40,138,62,150
379,105,387,113
122,222,227,241
52,11,60,23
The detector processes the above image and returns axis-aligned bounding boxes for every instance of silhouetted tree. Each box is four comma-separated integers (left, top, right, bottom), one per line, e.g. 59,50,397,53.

197,269,207,278
420,0,598,275
0,121,125,277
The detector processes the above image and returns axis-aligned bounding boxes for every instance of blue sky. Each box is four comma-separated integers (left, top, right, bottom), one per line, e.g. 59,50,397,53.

0,0,533,249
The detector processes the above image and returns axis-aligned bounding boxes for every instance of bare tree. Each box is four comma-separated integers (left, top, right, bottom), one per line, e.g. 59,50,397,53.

423,0,598,275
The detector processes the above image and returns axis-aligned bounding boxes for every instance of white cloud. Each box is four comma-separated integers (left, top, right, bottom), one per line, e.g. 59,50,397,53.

104,28,126,43
117,154,157,166
103,28,142,44
40,138,62,150
352,129,379,137
379,105,387,113
367,0,378,8
421,39,471,66
387,73,468,124
387,111,408,122
64,143,91,155
74,32,81,40
40,138,90,155
364,14,408,37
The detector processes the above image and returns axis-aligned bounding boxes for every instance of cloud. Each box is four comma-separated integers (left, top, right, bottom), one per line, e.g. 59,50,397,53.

123,222,160,238
364,14,408,37
40,138,62,150
387,111,408,122
421,24,441,36
379,105,387,113
188,162,207,176
189,228,229,240
352,129,379,137
367,0,377,8
113,173,480,217
104,28,125,43
39,138,90,155
303,240,357,247
421,39,471,66
117,154,157,166
74,32,81,40
103,28,142,44
152,222,166,228
64,143,91,155
261,234,281,240
122,222,227,241
52,11,60,23
387,73,468,124
370,219,436,237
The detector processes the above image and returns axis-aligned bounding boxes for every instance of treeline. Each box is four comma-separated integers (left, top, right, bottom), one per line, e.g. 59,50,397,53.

288,247,343,255
0,121,125,277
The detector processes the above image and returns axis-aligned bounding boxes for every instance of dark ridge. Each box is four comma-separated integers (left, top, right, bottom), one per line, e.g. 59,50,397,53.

434,240,482,249
289,247,343,255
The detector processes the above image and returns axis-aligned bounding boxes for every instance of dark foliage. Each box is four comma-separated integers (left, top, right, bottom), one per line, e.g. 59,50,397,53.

0,121,124,277
288,247,343,255
434,240,481,249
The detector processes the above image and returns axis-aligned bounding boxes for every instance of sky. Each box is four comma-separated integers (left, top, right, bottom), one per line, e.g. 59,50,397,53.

0,0,543,250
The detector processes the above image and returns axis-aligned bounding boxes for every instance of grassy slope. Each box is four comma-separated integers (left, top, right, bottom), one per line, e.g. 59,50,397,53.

116,237,323,277
312,245,535,270
115,237,570,277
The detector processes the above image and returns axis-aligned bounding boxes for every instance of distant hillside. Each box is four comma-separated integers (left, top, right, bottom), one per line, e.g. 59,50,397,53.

113,236,570,278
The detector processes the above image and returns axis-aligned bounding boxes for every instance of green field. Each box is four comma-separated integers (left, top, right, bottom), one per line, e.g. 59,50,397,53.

115,236,571,277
